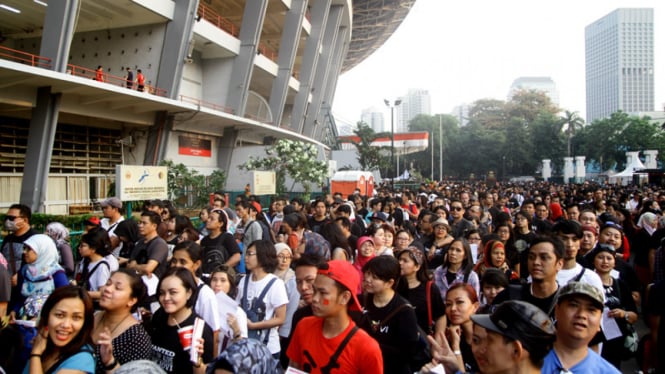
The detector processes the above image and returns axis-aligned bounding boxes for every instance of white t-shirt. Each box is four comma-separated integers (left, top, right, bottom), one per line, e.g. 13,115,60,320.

195,279,221,332
236,273,288,354
557,264,606,302
80,255,119,291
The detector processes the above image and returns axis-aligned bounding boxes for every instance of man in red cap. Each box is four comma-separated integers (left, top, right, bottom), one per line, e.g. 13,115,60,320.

287,260,382,373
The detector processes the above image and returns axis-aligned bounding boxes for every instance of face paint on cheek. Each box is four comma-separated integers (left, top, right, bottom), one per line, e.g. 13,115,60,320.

322,298,330,306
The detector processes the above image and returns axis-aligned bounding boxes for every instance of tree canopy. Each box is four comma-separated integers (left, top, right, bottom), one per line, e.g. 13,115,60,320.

392,90,665,179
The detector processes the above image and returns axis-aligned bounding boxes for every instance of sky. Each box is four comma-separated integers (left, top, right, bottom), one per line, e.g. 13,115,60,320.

332,0,664,126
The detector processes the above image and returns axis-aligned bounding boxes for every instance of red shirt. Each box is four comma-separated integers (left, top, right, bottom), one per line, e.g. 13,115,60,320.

287,316,383,374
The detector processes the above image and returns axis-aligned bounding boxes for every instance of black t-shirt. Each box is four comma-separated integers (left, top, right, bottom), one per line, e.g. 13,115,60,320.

1,228,37,274
307,216,329,234
130,236,169,278
200,232,240,263
493,283,559,317
150,309,214,374
359,293,420,374
514,231,536,279
396,281,446,334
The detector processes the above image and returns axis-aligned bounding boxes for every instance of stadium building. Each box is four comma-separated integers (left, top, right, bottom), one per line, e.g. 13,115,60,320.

0,0,415,213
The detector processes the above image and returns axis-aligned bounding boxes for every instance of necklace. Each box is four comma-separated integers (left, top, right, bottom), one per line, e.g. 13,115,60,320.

99,312,132,335
171,315,183,330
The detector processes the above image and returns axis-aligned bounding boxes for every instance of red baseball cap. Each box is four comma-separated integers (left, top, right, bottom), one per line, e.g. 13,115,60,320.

317,260,362,311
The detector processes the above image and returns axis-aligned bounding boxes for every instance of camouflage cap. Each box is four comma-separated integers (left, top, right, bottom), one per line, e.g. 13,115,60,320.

556,281,604,309
471,301,555,352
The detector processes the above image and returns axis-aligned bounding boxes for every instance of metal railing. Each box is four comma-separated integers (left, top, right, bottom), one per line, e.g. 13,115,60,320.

0,45,51,68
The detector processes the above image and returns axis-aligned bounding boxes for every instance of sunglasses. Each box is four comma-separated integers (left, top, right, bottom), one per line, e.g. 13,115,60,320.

5,215,19,221
451,207,464,211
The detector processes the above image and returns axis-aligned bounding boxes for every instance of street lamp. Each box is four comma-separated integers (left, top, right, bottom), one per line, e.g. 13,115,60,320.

384,99,402,190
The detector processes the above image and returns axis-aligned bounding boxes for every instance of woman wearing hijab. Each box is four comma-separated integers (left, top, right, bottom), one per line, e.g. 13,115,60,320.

45,222,75,277
11,234,68,320
205,338,280,374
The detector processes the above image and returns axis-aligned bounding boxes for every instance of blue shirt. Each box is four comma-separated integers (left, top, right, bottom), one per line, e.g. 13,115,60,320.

23,344,95,374
541,347,620,374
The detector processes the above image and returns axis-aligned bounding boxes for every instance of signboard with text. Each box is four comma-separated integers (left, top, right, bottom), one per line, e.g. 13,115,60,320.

250,171,276,195
116,165,168,201
178,136,211,157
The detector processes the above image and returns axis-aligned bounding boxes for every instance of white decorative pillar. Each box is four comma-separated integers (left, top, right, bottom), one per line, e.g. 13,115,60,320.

644,150,659,169
574,156,586,183
563,157,574,183
542,159,551,181
626,151,639,167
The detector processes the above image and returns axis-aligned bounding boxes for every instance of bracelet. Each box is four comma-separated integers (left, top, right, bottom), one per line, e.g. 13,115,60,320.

30,354,41,359
453,350,462,356
103,358,117,371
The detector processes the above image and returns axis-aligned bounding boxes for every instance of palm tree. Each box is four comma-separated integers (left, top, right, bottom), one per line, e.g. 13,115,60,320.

561,110,585,157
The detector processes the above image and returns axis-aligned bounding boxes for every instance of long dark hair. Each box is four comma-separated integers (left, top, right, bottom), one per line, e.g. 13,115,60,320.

38,286,94,359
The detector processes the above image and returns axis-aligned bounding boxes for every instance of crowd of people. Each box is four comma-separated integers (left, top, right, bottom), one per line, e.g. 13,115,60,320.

1,180,664,373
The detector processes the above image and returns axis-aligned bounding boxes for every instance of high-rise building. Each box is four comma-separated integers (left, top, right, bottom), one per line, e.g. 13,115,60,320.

585,8,654,123
508,77,559,105
397,88,431,131
451,104,471,127
361,107,386,132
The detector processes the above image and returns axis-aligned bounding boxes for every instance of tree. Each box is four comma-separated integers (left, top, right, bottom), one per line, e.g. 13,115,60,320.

560,110,585,157
159,160,210,208
238,139,328,195
351,121,390,172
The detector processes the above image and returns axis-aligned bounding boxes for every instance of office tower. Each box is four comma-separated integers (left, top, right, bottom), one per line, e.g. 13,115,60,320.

361,107,386,132
585,8,654,123
397,88,431,131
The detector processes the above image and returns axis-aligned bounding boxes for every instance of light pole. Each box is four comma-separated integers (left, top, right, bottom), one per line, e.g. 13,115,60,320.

384,99,402,190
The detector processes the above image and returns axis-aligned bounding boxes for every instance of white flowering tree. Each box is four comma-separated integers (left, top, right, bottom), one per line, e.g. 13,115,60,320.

238,139,328,195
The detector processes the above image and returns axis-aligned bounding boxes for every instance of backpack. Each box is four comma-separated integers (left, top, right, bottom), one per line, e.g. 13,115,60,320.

243,220,273,243
240,275,278,344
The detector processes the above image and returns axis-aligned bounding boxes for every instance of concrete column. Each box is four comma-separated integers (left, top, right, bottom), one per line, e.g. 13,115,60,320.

156,0,199,99
644,150,659,168
574,156,586,183
218,127,240,175
39,0,79,73
542,159,551,181
143,112,171,165
226,0,269,117
268,0,307,127
303,6,343,138
20,87,61,212
563,157,574,183
291,0,332,132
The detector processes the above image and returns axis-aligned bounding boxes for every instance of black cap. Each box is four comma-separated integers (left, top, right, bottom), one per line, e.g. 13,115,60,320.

471,301,555,353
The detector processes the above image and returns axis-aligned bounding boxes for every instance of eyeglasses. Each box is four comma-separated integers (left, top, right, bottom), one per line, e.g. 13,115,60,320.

245,251,256,257
451,206,464,211
396,236,410,241
467,237,481,241
277,255,292,261
435,226,448,231
5,215,19,221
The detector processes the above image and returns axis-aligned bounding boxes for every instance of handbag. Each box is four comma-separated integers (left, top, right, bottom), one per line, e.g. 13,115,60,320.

615,279,639,359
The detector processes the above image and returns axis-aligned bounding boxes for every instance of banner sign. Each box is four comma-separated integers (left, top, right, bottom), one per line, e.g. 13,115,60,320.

178,136,211,157
250,171,276,195
116,165,168,201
